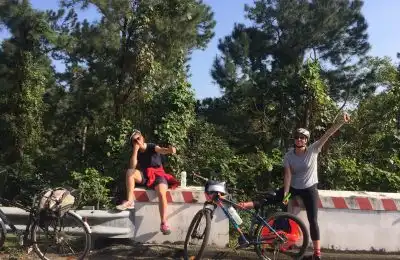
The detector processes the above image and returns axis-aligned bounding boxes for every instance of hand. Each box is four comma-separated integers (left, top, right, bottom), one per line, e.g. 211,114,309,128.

343,112,350,123
282,192,290,205
133,142,140,152
168,145,176,154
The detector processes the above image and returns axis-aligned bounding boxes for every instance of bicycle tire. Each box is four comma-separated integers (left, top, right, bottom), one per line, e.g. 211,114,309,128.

183,209,211,260
254,211,309,260
0,218,6,249
31,211,91,260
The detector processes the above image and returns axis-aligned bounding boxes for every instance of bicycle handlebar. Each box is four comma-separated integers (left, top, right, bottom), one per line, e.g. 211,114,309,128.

191,172,290,201
191,172,245,194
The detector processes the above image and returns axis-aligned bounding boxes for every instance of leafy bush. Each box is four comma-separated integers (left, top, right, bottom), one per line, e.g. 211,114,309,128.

71,168,113,209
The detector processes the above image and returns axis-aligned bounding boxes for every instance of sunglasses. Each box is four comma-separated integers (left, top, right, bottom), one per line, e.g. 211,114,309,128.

294,135,306,140
130,133,142,145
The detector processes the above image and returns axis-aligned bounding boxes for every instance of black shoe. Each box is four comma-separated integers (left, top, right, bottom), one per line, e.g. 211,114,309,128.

236,234,250,249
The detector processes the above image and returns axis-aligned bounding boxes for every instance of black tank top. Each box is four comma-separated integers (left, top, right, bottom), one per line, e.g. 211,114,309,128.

137,143,162,169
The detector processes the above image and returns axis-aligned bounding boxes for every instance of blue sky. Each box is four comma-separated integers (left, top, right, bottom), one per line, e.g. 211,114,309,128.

1,0,399,100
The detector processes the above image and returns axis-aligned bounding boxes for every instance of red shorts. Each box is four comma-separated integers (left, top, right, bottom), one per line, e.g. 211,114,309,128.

144,166,180,189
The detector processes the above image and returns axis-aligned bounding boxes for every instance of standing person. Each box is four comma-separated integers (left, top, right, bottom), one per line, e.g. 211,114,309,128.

116,129,180,235
281,112,350,260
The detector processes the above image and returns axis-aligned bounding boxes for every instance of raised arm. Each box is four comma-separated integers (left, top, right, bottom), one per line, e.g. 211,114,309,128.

314,112,350,150
129,144,140,169
155,145,176,155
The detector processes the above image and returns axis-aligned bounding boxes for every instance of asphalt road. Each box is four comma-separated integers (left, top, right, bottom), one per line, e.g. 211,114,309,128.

88,243,400,260
2,243,400,259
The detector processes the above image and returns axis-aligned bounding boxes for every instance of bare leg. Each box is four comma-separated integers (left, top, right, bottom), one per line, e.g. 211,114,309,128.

155,183,168,223
116,169,143,211
126,169,143,202
313,240,321,254
237,201,254,209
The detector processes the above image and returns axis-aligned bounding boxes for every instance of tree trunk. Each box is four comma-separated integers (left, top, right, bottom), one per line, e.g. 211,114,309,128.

81,125,88,157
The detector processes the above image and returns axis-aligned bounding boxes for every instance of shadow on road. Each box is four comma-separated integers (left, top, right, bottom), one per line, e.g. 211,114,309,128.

88,239,400,260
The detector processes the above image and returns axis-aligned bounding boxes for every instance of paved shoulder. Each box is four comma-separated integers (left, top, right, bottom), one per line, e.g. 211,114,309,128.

88,242,400,260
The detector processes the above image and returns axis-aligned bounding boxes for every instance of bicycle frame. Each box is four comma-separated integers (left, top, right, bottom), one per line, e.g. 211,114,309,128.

204,192,286,245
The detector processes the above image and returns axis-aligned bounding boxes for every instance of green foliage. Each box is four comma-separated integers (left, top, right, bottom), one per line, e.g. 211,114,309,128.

15,52,48,154
297,58,337,132
104,119,133,166
71,168,114,209
185,119,239,182
317,57,400,192
322,157,400,192
154,62,196,174
185,119,284,192
0,0,399,211
0,1,57,201
100,118,136,183
209,0,370,152
0,1,54,163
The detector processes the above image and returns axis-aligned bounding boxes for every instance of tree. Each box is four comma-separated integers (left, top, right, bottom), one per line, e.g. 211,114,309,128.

319,57,400,192
209,0,371,152
0,0,57,198
54,0,214,119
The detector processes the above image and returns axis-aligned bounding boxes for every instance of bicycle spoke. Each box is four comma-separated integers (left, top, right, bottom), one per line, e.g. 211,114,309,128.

184,209,211,260
32,212,91,260
255,212,309,260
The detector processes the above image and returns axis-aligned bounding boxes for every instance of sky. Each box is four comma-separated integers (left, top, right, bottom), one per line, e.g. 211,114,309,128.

1,0,399,100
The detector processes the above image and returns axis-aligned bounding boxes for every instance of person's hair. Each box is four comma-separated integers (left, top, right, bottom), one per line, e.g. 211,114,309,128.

129,129,142,146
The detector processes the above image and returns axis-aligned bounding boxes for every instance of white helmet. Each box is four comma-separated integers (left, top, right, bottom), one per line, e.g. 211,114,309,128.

295,128,310,139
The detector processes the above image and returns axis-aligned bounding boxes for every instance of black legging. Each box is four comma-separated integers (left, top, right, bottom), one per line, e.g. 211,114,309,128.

276,184,320,241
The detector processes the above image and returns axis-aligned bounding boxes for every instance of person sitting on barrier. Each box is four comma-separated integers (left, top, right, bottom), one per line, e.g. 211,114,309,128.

116,129,179,235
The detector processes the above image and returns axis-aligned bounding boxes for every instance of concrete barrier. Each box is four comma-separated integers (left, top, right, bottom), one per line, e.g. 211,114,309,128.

289,190,400,253
0,187,230,247
132,186,229,247
2,187,398,253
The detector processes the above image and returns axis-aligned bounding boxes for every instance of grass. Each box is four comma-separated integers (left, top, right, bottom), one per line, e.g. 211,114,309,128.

0,233,26,260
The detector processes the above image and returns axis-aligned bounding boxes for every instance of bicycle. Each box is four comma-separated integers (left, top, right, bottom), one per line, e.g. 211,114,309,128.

183,172,309,260
0,169,92,259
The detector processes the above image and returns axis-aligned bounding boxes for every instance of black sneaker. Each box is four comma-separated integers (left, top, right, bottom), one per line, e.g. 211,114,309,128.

236,233,250,249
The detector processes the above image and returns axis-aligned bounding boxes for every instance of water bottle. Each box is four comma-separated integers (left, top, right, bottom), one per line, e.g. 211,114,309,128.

228,206,242,225
180,171,187,188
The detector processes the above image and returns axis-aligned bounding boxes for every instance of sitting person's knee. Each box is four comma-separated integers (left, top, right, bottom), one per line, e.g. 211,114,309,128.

127,169,144,183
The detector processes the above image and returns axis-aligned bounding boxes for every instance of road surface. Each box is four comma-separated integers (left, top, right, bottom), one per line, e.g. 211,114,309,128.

88,242,400,260
2,242,400,259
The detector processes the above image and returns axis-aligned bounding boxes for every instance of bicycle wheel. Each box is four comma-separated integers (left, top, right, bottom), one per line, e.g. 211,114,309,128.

31,211,91,260
255,211,309,260
0,218,5,249
183,209,212,260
